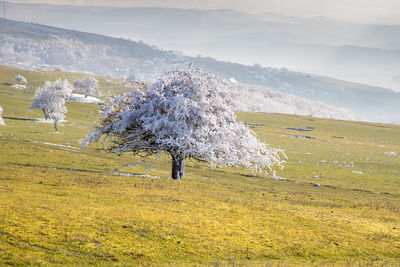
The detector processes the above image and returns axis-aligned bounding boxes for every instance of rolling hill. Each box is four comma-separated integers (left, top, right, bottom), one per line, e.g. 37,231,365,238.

2,1,400,89
0,18,399,124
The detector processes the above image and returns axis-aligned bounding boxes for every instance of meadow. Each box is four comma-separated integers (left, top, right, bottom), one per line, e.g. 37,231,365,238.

0,66,399,265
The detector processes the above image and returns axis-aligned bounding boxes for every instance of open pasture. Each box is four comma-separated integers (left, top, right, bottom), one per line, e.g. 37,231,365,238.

0,66,399,265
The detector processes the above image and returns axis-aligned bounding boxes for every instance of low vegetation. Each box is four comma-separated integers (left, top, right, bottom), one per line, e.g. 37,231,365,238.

0,66,399,265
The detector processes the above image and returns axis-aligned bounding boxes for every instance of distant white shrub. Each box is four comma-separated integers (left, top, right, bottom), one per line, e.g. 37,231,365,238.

229,83,362,121
0,105,5,126
73,77,100,98
13,74,28,84
30,79,72,131
85,69,284,180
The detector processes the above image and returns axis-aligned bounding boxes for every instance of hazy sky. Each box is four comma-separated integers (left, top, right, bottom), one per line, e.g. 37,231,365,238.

5,0,400,25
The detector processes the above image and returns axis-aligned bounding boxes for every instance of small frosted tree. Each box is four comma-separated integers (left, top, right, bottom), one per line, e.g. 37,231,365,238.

30,79,72,131
13,75,28,85
0,105,5,126
73,77,100,98
85,69,283,180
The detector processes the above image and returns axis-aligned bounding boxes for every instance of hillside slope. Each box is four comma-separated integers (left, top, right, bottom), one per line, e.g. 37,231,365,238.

0,18,399,123
2,1,400,89
0,66,399,265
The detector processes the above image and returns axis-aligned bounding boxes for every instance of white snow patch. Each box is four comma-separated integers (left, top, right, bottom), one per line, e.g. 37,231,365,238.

272,176,286,181
0,105,5,126
229,77,238,84
109,172,161,179
6,117,66,124
68,93,102,104
66,167,162,179
34,118,66,124
384,152,398,156
290,135,314,139
24,139,80,150
11,84,27,90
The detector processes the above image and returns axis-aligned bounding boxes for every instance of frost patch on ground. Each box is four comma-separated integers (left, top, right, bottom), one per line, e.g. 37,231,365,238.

110,172,161,179
290,135,315,139
68,94,102,104
11,84,27,90
23,139,80,150
2,117,65,123
283,127,313,132
68,168,161,178
34,118,66,124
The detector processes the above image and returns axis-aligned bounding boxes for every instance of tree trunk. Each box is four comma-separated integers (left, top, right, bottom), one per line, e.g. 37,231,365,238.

43,110,49,120
171,153,185,180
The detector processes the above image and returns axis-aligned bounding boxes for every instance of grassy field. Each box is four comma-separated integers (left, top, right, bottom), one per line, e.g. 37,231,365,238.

0,65,399,265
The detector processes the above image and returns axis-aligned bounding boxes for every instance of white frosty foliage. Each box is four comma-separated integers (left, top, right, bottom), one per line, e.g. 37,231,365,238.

30,79,72,130
0,105,5,126
86,69,284,176
73,77,100,97
229,83,362,121
13,74,28,84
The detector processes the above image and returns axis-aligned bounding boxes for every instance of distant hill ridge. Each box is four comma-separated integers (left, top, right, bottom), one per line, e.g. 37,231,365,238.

0,18,399,124
2,1,400,90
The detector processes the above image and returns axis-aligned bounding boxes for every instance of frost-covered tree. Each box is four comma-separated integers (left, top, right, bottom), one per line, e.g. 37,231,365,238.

229,83,362,121
73,77,100,98
30,79,72,131
0,105,5,126
85,69,283,180
13,74,28,85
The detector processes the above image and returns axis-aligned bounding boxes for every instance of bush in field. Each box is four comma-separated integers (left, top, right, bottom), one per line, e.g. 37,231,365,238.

30,79,72,131
13,74,28,85
85,69,283,180
0,105,5,126
73,77,100,98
